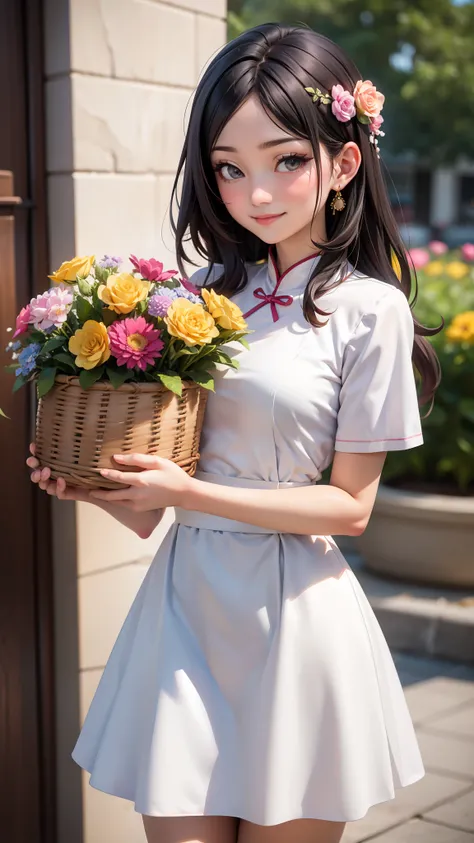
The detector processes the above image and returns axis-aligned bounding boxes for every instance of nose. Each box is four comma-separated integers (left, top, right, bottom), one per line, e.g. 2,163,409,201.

250,182,273,207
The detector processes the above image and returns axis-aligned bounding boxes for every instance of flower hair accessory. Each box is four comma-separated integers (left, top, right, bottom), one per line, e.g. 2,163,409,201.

305,79,385,156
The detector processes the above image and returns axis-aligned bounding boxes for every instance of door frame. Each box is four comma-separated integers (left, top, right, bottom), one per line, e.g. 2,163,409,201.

0,1,55,841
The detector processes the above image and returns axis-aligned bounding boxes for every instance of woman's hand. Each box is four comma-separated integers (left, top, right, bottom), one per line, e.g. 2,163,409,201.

26,444,166,538
88,452,195,512
27,443,96,502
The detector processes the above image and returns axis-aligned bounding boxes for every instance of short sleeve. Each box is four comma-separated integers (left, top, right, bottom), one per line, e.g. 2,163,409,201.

335,288,423,453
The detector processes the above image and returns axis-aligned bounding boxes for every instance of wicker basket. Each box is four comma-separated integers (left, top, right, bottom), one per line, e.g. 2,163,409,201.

35,375,209,489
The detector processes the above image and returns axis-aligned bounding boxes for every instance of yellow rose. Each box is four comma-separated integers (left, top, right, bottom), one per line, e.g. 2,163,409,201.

69,320,111,369
424,261,444,276
446,261,469,279
165,298,219,346
98,273,150,314
48,255,95,284
201,288,248,331
445,311,474,345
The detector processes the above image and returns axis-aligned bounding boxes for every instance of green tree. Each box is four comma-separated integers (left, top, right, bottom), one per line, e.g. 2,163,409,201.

227,0,474,164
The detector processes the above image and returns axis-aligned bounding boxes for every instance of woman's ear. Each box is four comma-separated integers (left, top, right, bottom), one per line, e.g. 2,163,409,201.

332,142,361,191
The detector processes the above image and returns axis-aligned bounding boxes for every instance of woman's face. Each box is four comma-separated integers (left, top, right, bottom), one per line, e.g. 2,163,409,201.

210,94,334,247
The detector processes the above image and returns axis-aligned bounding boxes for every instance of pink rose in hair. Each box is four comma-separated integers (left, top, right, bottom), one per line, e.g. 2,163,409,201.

354,80,385,118
331,85,356,122
429,240,448,256
461,243,474,262
369,114,384,134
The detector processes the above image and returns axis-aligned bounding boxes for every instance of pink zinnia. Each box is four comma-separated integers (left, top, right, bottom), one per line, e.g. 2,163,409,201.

129,255,177,283
429,240,448,255
461,243,474,262
29,287,73,330
108,316,164,370
13,304,32,338
408,248,430,269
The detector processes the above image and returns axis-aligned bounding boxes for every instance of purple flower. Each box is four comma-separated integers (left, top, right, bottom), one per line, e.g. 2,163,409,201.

15,342,41,377
148,294,174,317
167,287,201,304
98,255,122,269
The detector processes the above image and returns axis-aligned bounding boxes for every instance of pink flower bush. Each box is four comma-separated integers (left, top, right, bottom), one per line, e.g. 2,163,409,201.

331,84,356,122
408,248,430,269
108,316,164,370
13,304,32,338
429,240,448,255
129,255,177,283
461,243,474,262
29,287,74,331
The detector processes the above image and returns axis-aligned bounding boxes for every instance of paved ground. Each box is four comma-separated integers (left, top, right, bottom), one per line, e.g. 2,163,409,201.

342,652,474,842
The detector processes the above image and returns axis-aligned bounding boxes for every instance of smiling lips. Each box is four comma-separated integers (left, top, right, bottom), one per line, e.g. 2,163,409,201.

251,213,285,226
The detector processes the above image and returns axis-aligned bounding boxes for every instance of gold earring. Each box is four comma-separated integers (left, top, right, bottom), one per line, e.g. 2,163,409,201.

330,189,345,215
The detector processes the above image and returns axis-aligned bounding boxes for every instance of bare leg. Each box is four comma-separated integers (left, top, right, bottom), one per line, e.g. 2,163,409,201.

237,818,346,843
142,815,239,843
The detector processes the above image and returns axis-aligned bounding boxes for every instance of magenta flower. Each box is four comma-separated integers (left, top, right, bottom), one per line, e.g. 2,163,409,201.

408,248,430,270
29,287,74,331
108,316,164,370
179,276,201,296
461,243,474,262
331,84,356,122
129,255,177,283
429,240,448,255
13,304,32,338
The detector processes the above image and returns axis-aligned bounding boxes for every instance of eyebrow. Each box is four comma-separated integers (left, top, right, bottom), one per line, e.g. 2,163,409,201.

212,137,302,153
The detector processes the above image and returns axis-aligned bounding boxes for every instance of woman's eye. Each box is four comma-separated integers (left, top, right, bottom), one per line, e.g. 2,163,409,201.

214,162,243,181
276,155,311,173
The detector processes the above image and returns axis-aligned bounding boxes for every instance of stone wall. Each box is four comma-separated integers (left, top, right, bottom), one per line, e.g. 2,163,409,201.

43,2,226,841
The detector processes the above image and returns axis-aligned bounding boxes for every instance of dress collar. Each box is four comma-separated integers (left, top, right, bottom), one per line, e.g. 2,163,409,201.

267,247,322,292
242,248,322,323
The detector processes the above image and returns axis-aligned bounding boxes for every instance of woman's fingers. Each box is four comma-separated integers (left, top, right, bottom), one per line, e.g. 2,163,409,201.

29,442,36,456
27,456,39,469
38,467,51,490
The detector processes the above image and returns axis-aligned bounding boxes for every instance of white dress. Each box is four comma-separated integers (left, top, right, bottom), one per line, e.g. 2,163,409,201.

72,252,425,824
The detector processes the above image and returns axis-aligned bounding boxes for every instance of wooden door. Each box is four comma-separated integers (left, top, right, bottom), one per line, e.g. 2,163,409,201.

0,1,55,841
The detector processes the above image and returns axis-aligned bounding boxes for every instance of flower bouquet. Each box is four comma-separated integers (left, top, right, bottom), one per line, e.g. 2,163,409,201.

4,254,250,488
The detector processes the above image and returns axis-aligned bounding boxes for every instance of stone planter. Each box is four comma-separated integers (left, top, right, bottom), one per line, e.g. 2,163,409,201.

355,484,474,588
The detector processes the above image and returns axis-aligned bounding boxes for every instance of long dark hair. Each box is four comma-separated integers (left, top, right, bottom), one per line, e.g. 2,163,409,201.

171,22,441,407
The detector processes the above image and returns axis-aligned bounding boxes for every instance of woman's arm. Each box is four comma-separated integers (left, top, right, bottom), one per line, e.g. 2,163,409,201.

86,450,386,537
182,451,387,536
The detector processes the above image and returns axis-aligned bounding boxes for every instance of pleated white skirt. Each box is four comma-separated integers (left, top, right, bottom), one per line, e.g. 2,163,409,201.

72,474,425,824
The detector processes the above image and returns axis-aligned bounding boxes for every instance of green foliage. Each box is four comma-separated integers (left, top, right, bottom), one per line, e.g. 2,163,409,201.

37,367,58,398
383,247,474,494
79,366,105,390
227,0,474,163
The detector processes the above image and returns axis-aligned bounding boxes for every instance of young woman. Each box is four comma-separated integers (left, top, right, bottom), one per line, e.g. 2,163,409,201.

28,23,440,843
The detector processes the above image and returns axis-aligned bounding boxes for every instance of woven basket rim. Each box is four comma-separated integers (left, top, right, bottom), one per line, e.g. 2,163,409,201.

52,374,202,394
